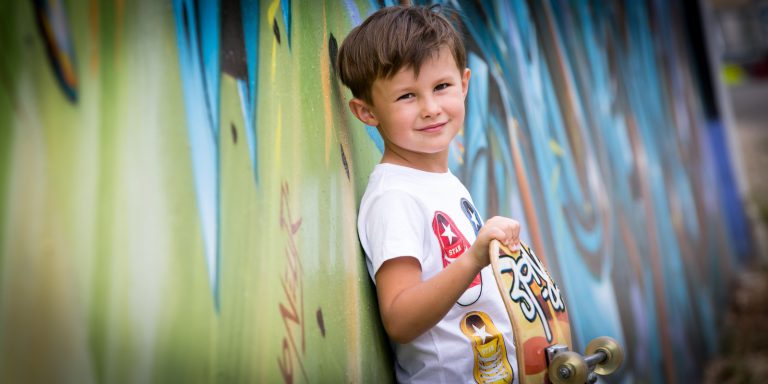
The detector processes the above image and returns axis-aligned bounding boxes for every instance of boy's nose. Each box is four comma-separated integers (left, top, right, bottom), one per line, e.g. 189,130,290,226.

420,96,441,118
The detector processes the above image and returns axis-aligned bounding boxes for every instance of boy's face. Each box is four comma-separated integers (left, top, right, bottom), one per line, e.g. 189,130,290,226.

349,46,470,169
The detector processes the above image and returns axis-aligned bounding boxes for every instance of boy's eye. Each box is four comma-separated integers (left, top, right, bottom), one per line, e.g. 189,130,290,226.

397,93,415,101
434,83,450,91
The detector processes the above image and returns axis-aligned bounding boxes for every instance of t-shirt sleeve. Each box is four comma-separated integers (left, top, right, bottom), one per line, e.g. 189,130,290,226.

363,189,426,279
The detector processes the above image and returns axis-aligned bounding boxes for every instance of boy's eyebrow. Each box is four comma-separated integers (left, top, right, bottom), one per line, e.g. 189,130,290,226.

374,78,414,98
433,74,457,84
389,84,415,95
381,87,414,101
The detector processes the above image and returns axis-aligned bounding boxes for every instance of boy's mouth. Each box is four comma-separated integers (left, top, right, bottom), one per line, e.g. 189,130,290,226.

417,121,448,133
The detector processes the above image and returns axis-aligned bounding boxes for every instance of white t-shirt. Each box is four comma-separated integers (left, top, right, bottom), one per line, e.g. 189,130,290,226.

358,163,518,384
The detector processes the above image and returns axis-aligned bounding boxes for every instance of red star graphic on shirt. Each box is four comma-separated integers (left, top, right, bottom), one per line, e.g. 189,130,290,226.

432,211,482,305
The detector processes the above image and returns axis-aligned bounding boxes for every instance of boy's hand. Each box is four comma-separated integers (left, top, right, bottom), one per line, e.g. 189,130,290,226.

468,216,520,269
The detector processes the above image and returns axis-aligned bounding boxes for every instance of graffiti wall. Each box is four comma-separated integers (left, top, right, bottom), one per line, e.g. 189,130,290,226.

0,0,751,383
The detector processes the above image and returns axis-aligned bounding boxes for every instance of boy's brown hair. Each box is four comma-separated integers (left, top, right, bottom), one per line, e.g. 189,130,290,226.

337,5,466,105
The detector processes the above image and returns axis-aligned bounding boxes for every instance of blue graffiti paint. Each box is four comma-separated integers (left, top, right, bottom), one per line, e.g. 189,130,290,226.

172,0,222,310
343,0,362,26
619,2,699,380
364,125,384,153
281,0,292,48
32,0,78,102
707,120,751,258
459,52,491,217
241,0,261,183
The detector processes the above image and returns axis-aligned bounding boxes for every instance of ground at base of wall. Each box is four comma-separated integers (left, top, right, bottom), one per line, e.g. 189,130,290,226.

704,264,768,384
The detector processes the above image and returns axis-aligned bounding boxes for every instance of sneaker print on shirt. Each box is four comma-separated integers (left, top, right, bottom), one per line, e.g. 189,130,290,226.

461,198,483,236
460,311,514,384
432,211,482,305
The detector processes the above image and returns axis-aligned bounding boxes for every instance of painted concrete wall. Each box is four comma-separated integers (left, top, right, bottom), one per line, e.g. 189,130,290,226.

0,0,752,383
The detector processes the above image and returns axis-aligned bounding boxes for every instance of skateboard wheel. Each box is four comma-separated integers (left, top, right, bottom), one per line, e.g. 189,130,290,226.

585,336,624,375
548,351,587,384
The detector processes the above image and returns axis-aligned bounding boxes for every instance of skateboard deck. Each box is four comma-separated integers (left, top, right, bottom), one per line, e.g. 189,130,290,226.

489,240,572,384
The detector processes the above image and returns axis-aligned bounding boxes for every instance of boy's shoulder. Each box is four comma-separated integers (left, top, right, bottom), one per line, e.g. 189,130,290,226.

362,163,466,204
367,163,455,187
363,163,416,195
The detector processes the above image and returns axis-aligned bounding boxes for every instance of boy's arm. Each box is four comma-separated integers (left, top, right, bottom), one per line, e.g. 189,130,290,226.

375,216,520,344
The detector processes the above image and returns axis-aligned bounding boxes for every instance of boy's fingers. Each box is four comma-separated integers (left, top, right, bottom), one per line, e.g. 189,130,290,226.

506,220,520,249
504,220,519,238
486,217,521,249
512,219,521,233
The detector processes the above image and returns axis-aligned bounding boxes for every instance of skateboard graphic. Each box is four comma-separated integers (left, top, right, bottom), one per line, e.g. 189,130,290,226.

489,240,624,383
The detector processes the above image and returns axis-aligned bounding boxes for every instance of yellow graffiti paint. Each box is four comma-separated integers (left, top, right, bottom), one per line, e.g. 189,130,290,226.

549,139,564,157
275,104,282,164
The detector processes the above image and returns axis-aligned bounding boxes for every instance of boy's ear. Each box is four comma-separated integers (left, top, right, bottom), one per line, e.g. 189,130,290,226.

349,98,379,127
461,68,471,99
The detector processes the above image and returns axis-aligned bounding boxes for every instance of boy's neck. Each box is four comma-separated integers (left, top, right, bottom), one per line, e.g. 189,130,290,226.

380,149,449,173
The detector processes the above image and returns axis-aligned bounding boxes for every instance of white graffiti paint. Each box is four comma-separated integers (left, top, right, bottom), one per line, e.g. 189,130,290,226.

499,246,565,342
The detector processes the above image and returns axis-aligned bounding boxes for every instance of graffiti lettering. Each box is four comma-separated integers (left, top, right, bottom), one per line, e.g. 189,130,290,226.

501,247,565,343
524,247,565,313
277,182,308,383
277,339,293,383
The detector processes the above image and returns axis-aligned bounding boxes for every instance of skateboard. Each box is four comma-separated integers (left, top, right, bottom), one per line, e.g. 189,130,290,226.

489,240,624,383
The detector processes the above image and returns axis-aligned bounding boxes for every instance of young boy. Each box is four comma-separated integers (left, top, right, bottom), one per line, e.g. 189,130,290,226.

337,5,521,383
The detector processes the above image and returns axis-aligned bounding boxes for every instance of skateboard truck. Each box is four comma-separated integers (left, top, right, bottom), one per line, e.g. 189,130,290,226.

546,337,624,384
